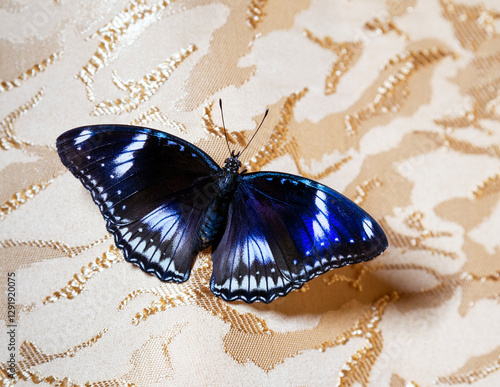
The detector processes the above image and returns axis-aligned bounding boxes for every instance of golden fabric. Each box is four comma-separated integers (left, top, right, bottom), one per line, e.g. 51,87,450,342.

1,0,500,385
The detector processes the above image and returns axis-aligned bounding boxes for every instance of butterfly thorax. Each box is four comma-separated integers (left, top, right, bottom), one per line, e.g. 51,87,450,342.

196,155,241,251
218,155,241,197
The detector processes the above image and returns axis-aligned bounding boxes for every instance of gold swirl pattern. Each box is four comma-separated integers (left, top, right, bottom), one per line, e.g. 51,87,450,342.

79,0,178,101
441,0,497,52
246,0,268,29
322,262,453,299
223,293,397,373
473,173,500,199
418,131,500,158
0,181,52,222
0,53,61,93
439,365,500,385
353,179,382,206
304,29,363,95
287,145,352,180
246,89,307,172
125,285,271,334
365,0,416,42
202,101,248,147
131,106,186,132
437,348,500,386
380,217,457,259
364,17,409,40
436,346,500,384
434,102,490,133
345,46,455,135
437,80,500,134
92,44,197,115
119,253,270,334
20,330,108,368
0,89,44,150
42,245,123,304
462,271,500,283
337,293,398,386
0,235,110,257
0,330,108,385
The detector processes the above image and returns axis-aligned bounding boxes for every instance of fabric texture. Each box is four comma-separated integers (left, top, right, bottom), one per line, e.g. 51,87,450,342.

1,0,500,385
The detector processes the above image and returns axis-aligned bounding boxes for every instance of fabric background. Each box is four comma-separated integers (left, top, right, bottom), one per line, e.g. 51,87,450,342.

1,0,500,385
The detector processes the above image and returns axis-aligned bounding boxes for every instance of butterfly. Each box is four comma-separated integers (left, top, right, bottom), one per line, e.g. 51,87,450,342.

56,104,387,303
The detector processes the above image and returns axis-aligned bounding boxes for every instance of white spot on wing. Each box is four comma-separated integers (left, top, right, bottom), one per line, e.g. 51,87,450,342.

115,151,135,165
144,244,162,263
240,275,249,291
249,273,258,291
135,239,146,254
134,133,148,142
247,235,273,266
313,190,330,242
114,161,134,177
363,218,375,238
112,134,147,177
74,130,92,145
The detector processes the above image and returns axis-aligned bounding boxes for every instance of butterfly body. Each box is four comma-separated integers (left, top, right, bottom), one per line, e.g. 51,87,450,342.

57,124,388,303
196,155,241,250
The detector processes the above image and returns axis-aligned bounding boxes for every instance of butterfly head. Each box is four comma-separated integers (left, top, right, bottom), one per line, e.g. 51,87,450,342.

223,151,242,174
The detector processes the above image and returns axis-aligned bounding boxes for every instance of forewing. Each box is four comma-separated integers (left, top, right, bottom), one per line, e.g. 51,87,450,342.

57,125,220,282
210,172,388,303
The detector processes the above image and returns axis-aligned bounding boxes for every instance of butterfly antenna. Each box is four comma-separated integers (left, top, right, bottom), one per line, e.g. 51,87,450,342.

219,99,232,156
239,108,269,158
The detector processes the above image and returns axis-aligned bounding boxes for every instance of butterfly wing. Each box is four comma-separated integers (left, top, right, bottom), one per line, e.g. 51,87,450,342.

57,125,220,282
210,172,388,303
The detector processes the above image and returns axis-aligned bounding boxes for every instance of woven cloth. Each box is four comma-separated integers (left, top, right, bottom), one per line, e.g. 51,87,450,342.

1,1,499,385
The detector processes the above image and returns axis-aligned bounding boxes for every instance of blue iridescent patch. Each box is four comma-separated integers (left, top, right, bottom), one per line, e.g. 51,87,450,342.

57,124,387,303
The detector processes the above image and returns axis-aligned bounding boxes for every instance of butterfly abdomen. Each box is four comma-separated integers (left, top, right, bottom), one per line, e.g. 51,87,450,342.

197,199,229,250
196,162,240,251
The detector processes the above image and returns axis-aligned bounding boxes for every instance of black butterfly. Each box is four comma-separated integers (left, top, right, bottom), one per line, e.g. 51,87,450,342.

56,107,387,303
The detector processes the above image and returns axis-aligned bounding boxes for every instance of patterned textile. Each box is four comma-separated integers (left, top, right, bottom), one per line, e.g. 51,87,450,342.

1,0,499,385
